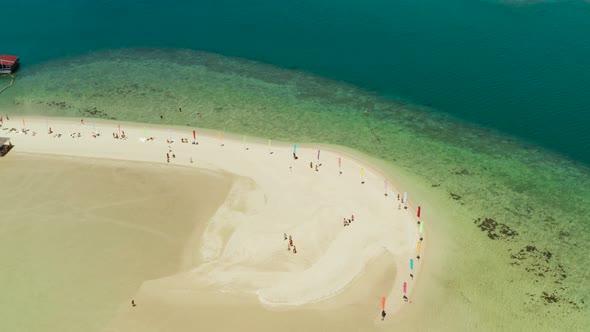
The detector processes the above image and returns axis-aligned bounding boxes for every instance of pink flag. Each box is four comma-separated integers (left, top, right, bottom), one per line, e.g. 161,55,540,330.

381,296,386,310
338,157,342,168
118,124,121,134
403,282,407,294
22,119,25,127
417,206,421,218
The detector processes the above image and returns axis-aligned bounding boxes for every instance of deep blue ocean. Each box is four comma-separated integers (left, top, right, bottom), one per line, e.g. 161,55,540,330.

4,0,590,163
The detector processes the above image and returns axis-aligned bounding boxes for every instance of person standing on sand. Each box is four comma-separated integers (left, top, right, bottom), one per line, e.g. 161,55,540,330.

381,310,386,321
284,233,288,241
132,300,136,307
310,162,313,169
293,245,297,254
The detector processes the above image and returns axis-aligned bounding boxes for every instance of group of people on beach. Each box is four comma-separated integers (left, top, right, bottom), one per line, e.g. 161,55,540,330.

284,233,297,254
2,127,36,136
112,131,127,139
343,214,355,227
309,161,323,172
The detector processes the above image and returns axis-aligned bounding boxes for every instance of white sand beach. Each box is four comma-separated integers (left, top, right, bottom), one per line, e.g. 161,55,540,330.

0,117,427,331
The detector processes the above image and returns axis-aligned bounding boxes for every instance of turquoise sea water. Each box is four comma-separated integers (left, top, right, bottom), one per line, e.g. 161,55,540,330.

3,0,590,163
1,0,590,331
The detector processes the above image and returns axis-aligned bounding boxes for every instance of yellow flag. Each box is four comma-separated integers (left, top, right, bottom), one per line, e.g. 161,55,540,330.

417,241,421,253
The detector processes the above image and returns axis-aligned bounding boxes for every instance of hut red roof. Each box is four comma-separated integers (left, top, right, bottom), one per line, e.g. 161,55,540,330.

0,55,19,65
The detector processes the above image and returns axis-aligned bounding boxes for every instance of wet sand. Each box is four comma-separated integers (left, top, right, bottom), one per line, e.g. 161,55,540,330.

0,153,232,332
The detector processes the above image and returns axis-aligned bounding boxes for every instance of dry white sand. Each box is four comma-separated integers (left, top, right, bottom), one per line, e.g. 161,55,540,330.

0,117,427,331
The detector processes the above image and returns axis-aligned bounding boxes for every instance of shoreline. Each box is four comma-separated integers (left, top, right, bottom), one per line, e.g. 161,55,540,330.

1,115,431,329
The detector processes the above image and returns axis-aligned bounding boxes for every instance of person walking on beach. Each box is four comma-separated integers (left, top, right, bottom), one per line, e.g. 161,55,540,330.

381,310,386,321
293,245,297,254
132,300,136,307
284,233,288,241
310,162,313,169
166,153,170,163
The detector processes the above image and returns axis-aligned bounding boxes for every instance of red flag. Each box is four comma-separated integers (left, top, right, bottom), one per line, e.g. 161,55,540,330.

0,116,3,123
192,130,196,140
417,206,421,218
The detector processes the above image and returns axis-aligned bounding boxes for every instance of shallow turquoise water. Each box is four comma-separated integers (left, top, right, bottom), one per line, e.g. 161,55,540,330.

3,0,590,163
